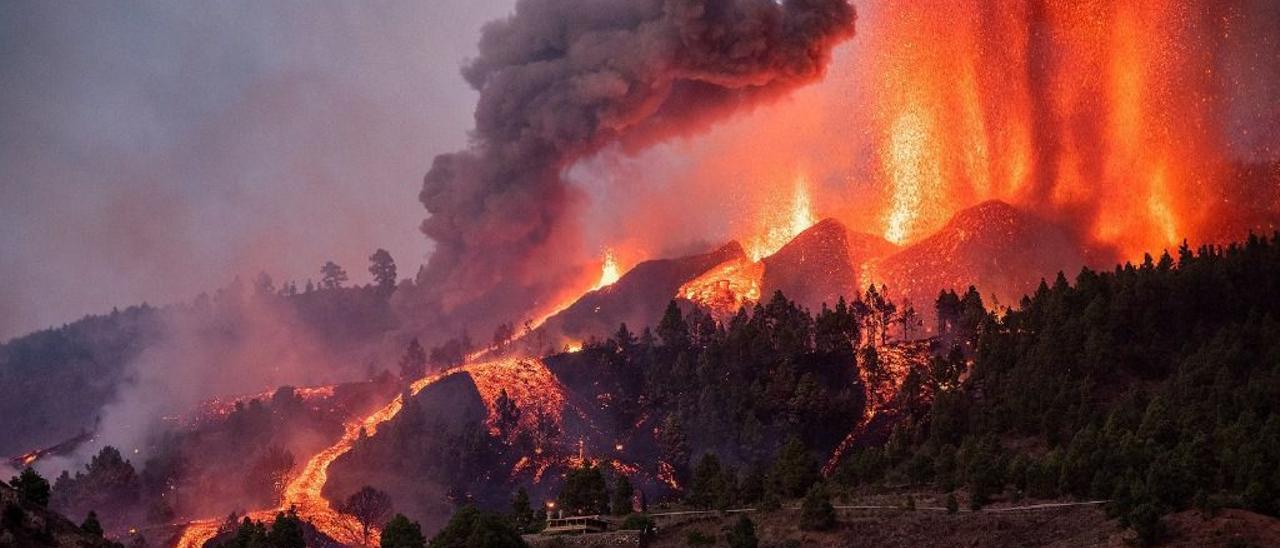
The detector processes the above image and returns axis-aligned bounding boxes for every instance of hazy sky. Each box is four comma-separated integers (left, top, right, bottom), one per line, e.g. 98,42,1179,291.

0,1,516,340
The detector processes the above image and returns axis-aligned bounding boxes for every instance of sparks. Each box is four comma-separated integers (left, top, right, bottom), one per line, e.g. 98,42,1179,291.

747,175,816,261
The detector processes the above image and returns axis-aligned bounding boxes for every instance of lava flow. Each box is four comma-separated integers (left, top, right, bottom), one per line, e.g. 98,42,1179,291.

822,340,932,476
176,366,474,547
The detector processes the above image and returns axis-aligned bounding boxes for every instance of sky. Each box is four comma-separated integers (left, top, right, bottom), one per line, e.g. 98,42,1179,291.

0,1,517,341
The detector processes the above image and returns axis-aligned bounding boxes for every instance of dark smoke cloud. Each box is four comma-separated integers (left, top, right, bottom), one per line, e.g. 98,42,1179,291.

416,0,856,317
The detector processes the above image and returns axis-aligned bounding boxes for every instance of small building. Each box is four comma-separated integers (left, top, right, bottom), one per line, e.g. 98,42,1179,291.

543,515,610,536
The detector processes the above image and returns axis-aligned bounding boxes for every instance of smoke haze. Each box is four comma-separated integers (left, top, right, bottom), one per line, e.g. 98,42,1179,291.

0,1,516,342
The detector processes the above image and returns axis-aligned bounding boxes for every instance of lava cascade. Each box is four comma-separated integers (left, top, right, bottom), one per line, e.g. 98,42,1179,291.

822,340,932,476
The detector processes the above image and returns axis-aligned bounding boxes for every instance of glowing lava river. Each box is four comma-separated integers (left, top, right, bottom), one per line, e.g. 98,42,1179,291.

175,358,537,547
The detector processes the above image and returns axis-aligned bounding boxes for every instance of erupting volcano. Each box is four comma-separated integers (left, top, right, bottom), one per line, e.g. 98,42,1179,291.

858,0,1279,258
5,0,1280,547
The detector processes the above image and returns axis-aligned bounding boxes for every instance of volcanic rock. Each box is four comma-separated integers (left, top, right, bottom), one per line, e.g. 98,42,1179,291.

870,200,1100,309
542,242,748,342
760,218,896,311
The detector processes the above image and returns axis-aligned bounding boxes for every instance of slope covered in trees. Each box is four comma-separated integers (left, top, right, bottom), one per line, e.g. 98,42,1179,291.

836,234,1280,541
378,232,1280,543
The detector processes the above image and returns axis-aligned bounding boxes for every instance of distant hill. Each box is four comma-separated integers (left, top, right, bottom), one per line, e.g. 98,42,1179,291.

0,285,398,459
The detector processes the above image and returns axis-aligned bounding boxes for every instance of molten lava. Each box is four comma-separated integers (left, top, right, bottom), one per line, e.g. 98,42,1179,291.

467,358,567,438
677,256,764,320
822,340,932,476
858,0,1253,258
176,364,505,547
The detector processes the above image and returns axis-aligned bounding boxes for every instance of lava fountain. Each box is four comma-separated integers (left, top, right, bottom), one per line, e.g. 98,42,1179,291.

854,0,1272,257
746,176,817,261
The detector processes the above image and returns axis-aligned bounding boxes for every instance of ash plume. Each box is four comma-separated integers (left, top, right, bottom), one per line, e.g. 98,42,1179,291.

416,0,856,317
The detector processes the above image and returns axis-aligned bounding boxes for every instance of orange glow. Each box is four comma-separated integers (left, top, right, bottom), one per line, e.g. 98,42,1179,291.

467,357,566,438
177,353,580,547
177,364,490,547
746,176,816,261
594,248,621,290
677,256,763,319
852,0,1231,256
657,461,681,491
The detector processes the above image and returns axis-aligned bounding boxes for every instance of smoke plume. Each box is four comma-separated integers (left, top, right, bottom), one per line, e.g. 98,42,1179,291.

416,0,856,318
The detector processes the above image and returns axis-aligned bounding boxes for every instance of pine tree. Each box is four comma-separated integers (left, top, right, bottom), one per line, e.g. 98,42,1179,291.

10,468,50,507
380,513,426,548
511,487,534,532
368,248,398,295
799,483,836,531
399,338,427,380
319,261,349,289
611,476,634,516
81,510,103,537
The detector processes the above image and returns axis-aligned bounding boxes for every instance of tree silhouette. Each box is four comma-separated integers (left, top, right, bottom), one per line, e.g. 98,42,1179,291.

799,483,835,531
81,510,103,537
494,389,521,440
558,464,610,516
320,261,349,289
380,513,426,548
726,514,758,548
340,486,393,543
611,475,633,516
428,506,524,548
368,249,397,296
399,338,427,380
10,468,49,507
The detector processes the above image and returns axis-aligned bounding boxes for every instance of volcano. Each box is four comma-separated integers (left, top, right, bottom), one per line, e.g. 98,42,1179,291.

541,242,748,342
556,200,1101,336
869,200,1104,310
761,218,896,311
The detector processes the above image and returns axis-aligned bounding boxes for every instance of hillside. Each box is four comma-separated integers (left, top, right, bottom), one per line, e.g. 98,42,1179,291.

0,284,397,459
540,242,748,343
1,481,123,547
760,218,894,313
407,232,1280,545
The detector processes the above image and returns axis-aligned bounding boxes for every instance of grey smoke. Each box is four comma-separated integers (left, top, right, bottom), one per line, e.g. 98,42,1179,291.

416,0,856,318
